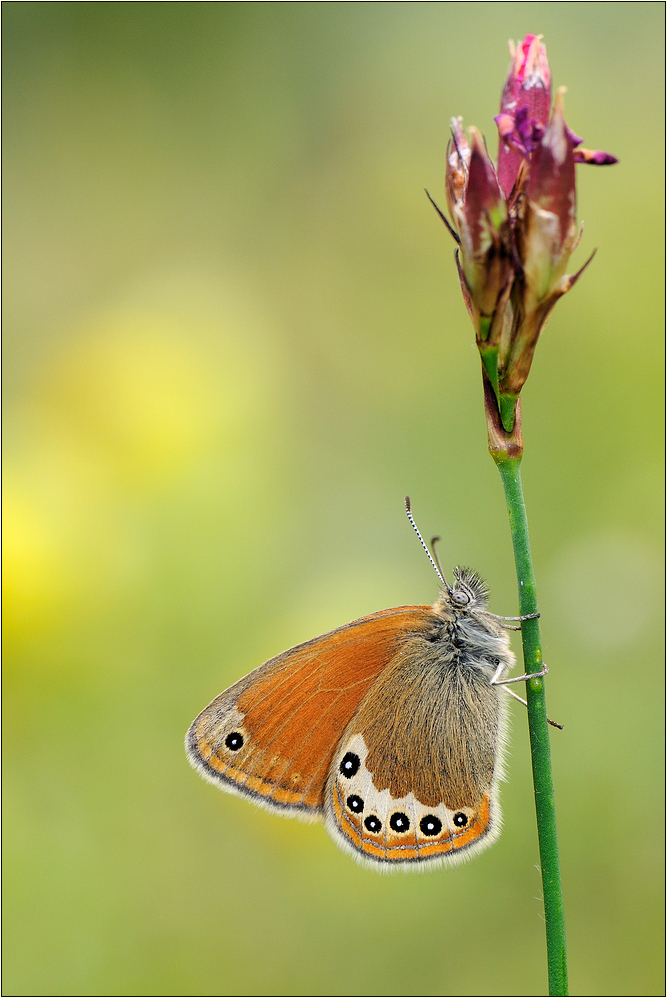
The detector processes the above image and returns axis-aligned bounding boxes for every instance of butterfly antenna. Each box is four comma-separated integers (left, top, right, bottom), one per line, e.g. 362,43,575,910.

404,497,449,590
430,535,446,580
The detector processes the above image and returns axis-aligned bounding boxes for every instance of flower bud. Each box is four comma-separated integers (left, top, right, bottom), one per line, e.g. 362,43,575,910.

451,129,511,323
523,88,578,304
436,34,617,442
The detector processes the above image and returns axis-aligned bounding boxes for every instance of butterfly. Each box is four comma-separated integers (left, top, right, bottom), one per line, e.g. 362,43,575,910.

185,498,549,869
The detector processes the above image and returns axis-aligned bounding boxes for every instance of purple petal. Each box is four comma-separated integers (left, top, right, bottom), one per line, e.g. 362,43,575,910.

497,35,551,197
573,148,619,165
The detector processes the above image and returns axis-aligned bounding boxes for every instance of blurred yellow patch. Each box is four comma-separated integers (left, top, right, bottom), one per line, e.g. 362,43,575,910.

3,287,282,661
35,312,265,489
2,488,71,643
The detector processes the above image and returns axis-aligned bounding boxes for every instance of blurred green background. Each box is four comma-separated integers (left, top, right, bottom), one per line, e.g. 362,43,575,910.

3,3,663,995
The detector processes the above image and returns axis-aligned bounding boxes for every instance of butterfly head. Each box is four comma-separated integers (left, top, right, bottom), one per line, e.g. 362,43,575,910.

436,566,490,614
404,499,490,615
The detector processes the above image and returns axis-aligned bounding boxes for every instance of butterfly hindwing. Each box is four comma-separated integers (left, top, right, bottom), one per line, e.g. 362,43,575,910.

324,634,507,867
186,606,438,817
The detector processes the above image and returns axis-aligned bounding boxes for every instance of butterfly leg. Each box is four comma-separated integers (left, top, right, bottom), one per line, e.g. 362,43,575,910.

486,611,541,622
490,661,548,685
486,611,540,630
500,685,563,730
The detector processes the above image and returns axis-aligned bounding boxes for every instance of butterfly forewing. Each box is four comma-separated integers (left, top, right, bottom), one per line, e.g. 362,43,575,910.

186,606,438,816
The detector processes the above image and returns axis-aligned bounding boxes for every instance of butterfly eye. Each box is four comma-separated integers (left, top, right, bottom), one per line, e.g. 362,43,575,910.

224,731,244,752
346,795,364,813
339,752,361,778
364,815,382,833
389,812,410,833
419,815,443,837
453,812,468,827
452,590,470,605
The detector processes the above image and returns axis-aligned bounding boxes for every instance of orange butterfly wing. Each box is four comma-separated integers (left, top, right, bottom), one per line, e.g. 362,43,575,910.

324,628,506,868
186,606,437,816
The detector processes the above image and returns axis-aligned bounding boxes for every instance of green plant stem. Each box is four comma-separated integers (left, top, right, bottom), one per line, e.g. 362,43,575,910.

496,456,568,997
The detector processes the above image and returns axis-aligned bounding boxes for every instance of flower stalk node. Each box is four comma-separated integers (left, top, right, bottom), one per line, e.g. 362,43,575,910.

483,372,522,460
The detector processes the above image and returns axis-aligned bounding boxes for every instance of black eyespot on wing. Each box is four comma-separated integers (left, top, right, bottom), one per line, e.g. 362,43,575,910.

225,731,244,751
453,811,468,827
419,814,442,837
340,752,361,778
346,795,364,813
364,815,382,833
389,812,410,833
